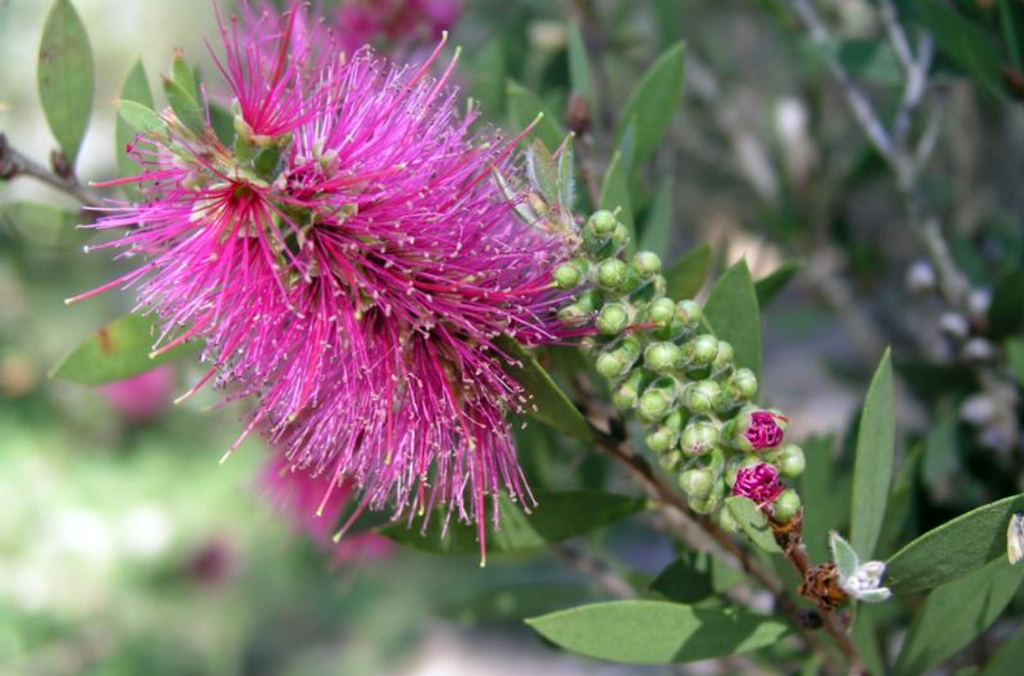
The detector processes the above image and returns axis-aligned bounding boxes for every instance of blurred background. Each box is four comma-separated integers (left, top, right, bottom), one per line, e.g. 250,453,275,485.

2,0,1024,674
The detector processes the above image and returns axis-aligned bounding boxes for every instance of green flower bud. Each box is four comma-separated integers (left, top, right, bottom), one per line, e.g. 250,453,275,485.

684,334,719,367
676,299,702,327
618,336,643,362
712,341,735,372
612,369,644,410
645,426,677,454
659,450,683,472
597,303,629,335
680,420,720,456
553,262,583,289
644,342,682,373
638,386,675,423
648,297,676,326
589,210,617,236
633,251,662,278
649,274,667,297
772,489,801,523
576,290,600,313
612,223,630,247
679,468,715,499
558,303,587,326
596,350,630,379
663,409,687,432
776,444,806,478
731,367,758,400
597,259,629,290
682,380,721,415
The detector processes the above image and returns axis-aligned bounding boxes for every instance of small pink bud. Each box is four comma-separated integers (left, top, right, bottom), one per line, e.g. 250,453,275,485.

732,462,784,508
744,411,788,450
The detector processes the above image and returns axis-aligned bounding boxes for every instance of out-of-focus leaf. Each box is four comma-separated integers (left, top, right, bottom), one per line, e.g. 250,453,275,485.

849,348,895,559
506,80,563,150
162,75,205,135
799,435,838,561
852,605,887,676
379,491,645,556
495,336,592,441
896,360,976,406
115,60,154,196
37,0,94,166
442,584,599,624
1007,337,1024,386
615,41,686,169
649,551,742,603
557,135,575,211
665,243,711,300
526,601,789,664
527,138,560,205
805,39,903,87
755,260,802,308
639,177,674,256
566,21,595,107
726,497,781,553
208,102,235,146
51,314,199,386
117,100,166,136
987,269,1024,339
999,0,1024,71
1,201,84,249
704,260,762,378
893,558,1024,676
599,150,634,244
908,0,1004,98
979,621,1024,676
170,52,199,101
885,492,1024,594
922,416,959,488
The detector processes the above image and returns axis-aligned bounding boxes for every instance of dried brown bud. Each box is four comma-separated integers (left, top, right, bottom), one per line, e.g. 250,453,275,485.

798,563,849,612
566,92,592,136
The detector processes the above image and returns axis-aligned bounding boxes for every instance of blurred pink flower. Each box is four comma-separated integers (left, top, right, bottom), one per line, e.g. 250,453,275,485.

336,0,462,53
97,366,175,423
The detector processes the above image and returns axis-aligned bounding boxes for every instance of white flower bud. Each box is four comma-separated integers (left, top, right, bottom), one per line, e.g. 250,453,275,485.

939,312,969,340
905,261,936,294
960,393,997,426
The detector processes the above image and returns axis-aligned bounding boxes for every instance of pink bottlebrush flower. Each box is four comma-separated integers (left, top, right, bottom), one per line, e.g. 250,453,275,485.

97,365,175,423
744,411,788,450
732,462,785,509
75,2,568,561
263,454,393,564
336,0,462,53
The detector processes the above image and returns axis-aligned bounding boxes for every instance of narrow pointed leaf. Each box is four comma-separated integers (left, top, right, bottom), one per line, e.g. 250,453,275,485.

979,621,1024,676
908,0,1004,98
639,177,674,255
616,41,686,168
494,336,592,441
506,80,563,150
1007,337,1024,386
170,52,199,101
557,136,576,211
117,100,165,136
665,243,711,300
37,0,94,166
527,139,560,205
115,60,154,193
893,558,1024,676
162,76,205,135
849,348,895,559
725,496,781,553
566,22,596,106
649,551,743,603
885,492,1024,594
987,269,1024,339
755,259,802,308
378,491,644,556
599,150,634,241
51,314,199,386
704,260,762,378
526,601,789,664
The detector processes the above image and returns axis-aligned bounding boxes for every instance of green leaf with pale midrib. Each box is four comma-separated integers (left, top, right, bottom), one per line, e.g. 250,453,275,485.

849,348,896,559
704,260,761,379
526,600,789,665
615,42,686,169
885,492,1024,594
37,0,94,166
51,314,200,385
378,491,645,556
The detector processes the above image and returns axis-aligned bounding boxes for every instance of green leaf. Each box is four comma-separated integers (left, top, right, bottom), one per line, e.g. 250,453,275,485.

979,621,1024,676
494,336,592,441
725,496,781,553
170,52,199,102
566,22,596,107
999,0,1024,72
987,269,1024,339
893,558,1024,676
615,41,686,169
908,0,1005,98
208,102,235,146
557,135,575,211
379,491,645,556
799,435,840,561
704,260,762,379
829,531,860,580
506,80,563,150
851,605,887,676
649,551,743,604
885,492,1024,594
526,601,789,665
849,348,896,559
639,177,674,256
37,0,94,166
1006,337,1024,386
115,60,154,194
162,75,205,135
755,259,802,308
527,139,560,205
805,39,903,88
51,314,199,386
117,100,166,136
442,584,599,625
1,201,84,249
599,150,634,244
665,243,711,300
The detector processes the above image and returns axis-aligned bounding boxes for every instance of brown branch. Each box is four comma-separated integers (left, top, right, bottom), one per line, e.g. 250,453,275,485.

0,133,104,208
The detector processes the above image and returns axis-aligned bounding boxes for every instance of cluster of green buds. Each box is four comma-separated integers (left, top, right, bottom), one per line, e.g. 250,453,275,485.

554,210,807,529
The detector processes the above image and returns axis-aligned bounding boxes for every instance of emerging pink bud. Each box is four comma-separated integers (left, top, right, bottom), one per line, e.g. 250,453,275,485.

732,462,784,508
744,411,788,450
97,366,175,424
